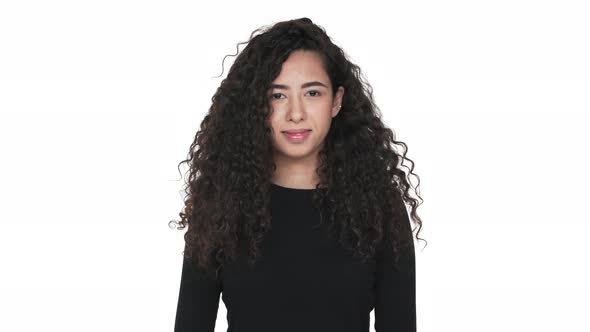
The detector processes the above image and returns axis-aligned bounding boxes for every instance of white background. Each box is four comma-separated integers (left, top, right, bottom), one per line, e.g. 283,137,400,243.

1,1,589,331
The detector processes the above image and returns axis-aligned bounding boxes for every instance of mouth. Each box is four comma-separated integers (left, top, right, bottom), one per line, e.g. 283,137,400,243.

282,129,312,134
282,129,312,142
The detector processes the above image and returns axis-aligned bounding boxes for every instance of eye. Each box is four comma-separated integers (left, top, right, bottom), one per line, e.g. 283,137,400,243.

269,90,321,100
270,93,284,100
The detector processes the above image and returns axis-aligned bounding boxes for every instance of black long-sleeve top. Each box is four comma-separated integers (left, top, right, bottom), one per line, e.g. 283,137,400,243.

174,182,416,332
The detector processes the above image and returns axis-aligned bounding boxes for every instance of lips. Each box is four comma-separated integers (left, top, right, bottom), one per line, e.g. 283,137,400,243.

282,129,311,134
282,129,311,143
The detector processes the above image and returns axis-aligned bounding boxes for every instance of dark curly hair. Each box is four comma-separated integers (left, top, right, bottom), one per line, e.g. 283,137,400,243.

169,17,426,279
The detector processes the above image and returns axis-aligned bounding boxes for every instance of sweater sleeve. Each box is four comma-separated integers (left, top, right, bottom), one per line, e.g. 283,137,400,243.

174,255,222,332
374,206,417,332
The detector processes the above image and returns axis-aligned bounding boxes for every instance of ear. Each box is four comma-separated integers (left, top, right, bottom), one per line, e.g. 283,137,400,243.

332,86,345,118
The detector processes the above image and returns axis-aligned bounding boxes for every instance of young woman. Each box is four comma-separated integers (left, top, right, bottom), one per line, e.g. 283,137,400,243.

170,17,425,332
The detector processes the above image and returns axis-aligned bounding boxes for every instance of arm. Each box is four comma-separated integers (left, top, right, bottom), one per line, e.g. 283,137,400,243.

374,207,417,332
174,255,222,332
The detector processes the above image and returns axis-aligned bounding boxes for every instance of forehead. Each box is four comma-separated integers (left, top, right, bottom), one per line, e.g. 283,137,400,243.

273,50,329,83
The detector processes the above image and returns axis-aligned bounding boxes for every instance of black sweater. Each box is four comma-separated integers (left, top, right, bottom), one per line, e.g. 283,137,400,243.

174,182,416,332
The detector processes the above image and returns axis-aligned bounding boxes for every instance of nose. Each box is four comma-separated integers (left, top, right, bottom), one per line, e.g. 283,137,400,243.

287,97,305,122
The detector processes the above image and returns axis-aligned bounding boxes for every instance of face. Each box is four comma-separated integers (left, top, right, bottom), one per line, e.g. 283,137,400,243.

267,50,344,164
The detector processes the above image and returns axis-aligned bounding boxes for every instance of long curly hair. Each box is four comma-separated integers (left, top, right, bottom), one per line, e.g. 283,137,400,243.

169,17,426,279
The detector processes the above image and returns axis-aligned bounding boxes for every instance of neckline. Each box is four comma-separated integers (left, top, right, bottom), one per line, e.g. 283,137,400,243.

271,182,316,192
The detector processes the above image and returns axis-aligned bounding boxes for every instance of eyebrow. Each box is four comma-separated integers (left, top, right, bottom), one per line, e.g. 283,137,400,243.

269,81,329,90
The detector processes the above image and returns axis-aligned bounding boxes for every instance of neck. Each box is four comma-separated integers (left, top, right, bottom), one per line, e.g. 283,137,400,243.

271,154,320,190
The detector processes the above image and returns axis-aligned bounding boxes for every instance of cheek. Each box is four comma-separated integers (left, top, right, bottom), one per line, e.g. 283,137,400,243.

268,118,280,136
316,113,333,130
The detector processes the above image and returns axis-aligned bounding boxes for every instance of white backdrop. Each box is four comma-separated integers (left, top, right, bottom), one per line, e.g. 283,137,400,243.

1,1,588,331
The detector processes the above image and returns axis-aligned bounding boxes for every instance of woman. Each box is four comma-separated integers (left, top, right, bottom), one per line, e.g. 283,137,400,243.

170,17,425,332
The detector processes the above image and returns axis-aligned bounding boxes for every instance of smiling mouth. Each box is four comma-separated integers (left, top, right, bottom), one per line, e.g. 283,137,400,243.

282,130,311,142
282,129,312,134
